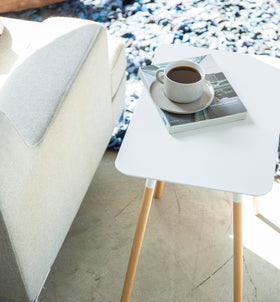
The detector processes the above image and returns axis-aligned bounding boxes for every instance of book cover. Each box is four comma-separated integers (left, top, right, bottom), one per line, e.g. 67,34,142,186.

139,54,247,134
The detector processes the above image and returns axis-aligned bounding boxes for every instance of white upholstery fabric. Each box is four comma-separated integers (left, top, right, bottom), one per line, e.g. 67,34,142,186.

0,16,126,302
0,18,3,35
0,18,101,146
0,18,39,89
108,34,126,98
0,209,29,301
112,73,126,123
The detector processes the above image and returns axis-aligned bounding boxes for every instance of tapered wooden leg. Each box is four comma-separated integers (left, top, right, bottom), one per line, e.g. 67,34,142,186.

252,196,259,216
120,179,156,302
154,181,164,199
233,200,243,302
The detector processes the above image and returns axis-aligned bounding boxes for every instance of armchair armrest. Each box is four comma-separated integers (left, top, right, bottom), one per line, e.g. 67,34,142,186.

0,17,104,146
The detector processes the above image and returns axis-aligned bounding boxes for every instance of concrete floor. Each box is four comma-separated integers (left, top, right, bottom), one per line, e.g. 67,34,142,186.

40,150,280,302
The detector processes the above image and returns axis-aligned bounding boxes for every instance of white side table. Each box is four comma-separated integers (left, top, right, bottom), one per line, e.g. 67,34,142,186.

115,45,280,302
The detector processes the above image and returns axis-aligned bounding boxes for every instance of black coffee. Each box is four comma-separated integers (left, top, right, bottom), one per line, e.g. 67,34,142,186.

167,66,201,84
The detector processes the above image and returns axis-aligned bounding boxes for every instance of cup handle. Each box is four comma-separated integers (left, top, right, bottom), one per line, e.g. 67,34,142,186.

156,68,164,84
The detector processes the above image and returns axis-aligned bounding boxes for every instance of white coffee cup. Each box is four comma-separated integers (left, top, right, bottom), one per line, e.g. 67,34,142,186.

155,60,205,103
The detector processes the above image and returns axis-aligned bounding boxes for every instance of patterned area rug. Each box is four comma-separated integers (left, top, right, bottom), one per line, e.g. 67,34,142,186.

3,0,280,175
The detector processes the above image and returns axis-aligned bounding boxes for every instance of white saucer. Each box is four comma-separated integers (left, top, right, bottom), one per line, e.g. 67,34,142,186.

149,80,215,114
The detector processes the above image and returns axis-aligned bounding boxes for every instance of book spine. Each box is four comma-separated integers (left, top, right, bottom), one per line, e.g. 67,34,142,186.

139,67,172,133
138,68,149,90
169,111,247,134
154,104,172,133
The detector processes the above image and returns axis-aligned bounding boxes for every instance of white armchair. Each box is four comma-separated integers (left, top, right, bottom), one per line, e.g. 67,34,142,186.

0,16,126,302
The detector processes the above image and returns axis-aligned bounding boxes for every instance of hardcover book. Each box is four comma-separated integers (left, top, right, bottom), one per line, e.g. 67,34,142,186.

139,54,247,134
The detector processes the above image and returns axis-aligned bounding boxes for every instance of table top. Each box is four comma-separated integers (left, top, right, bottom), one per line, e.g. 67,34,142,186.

115,45,280,196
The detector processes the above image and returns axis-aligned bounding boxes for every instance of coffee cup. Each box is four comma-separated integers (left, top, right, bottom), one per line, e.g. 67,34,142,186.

155,60,205,103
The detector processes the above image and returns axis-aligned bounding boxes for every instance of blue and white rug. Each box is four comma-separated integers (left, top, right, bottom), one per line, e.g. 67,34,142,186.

3,0,280,175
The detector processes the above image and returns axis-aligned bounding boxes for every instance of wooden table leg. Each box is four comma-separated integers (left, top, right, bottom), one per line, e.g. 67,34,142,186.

120,179,156,302
252,196,259,216
233,198,243,302
154,181,164,199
